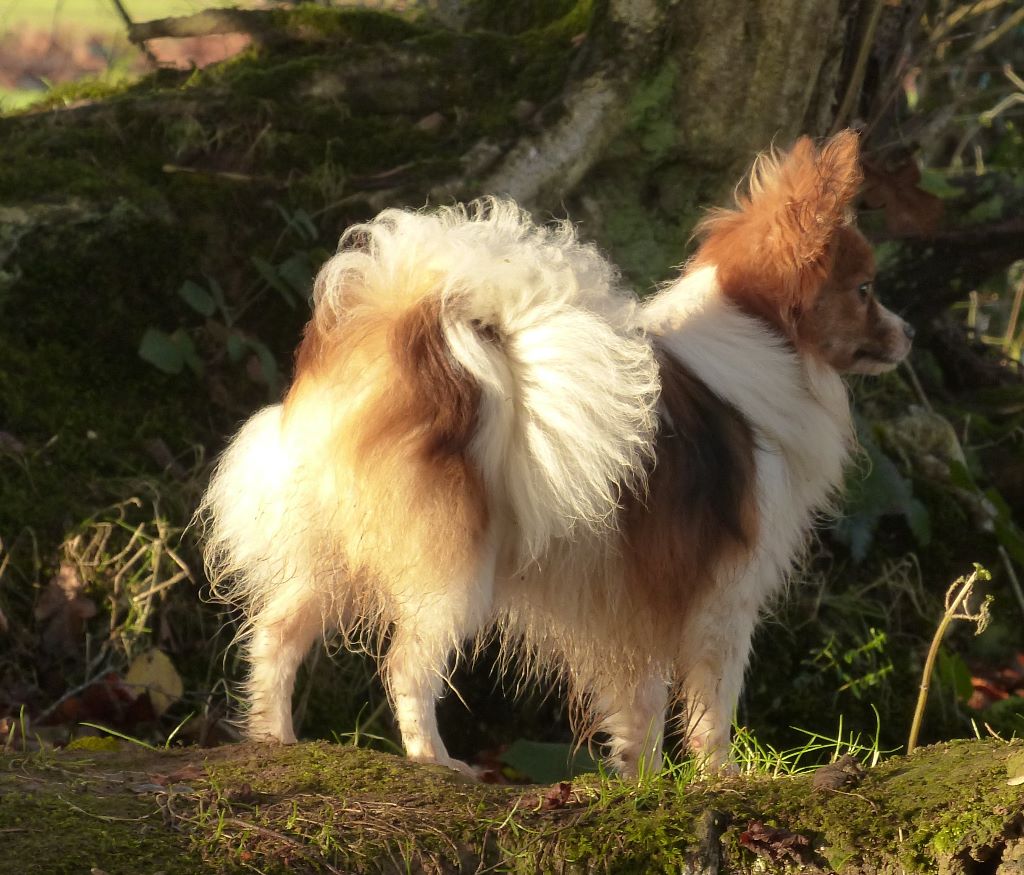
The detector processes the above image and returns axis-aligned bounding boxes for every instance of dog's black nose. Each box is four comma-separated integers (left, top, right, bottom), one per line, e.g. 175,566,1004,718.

903,322,916,340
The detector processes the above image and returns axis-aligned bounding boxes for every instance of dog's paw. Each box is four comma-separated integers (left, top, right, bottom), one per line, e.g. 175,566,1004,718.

247,721,297,745
410,754,479,780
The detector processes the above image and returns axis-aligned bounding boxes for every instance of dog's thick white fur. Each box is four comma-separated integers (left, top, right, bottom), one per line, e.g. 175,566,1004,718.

201,132,912,776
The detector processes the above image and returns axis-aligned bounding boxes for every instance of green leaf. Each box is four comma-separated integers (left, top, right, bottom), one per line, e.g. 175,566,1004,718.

905,497,932,546
172,329,204,376
966,194,1004,224
935,647,974,702
499,740,598,784
226,330,245,363
278,253,314,299
291,208,318,242
138,328,184,374
176,280,215,317
245,337,279,396
832,418,930,561
252,256,297,308
206,276,227,311
918,168,965,200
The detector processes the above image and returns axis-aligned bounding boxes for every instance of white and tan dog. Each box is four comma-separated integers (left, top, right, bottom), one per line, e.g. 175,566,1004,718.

201,130,913,776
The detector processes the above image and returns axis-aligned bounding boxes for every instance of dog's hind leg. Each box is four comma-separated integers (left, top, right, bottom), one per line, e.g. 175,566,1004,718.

596,675,669,778
385,542,497,777
245,577,330,744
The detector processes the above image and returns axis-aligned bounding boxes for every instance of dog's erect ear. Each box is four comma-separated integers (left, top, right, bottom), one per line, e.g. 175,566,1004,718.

694,130,865,340
764,129,862,269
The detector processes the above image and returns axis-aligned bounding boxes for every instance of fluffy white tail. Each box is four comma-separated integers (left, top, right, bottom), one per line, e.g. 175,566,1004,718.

311,198,660,561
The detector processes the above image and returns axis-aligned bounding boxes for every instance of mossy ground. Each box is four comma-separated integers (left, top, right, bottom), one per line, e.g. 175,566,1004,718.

1,739,1020,873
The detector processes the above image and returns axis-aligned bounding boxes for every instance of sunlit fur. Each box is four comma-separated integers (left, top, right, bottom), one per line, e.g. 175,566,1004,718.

200,131,913,777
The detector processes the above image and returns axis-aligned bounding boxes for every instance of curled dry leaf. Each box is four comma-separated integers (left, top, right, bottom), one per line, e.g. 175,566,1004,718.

739,820,814,865
812,753,867,792
541,781,573,811
862,157,943,236
34,563,97,658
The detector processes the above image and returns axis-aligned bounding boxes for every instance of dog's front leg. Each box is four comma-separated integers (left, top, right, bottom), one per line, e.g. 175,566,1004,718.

679,601,760,773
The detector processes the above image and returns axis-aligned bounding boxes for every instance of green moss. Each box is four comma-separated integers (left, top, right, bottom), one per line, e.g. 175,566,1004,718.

0,757,207,875
271,5,425,43
26,75,140,112
2,740,1020,872
464,0,583,34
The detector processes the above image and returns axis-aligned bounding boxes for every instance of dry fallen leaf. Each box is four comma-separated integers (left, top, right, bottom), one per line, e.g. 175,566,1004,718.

862,157,944,236
739,820,814,865
124,649,183,716
812,753,866,792
541,781,573,810
34,563,97,658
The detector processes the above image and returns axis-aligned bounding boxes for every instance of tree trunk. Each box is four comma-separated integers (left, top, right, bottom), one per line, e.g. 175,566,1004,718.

2,739,1021,874
0,0,870,543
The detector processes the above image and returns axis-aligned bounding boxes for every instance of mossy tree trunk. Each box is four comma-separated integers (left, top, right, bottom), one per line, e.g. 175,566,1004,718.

2,739,1022,874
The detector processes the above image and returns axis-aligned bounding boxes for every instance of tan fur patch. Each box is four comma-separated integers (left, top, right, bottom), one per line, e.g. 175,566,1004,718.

284,296,488,601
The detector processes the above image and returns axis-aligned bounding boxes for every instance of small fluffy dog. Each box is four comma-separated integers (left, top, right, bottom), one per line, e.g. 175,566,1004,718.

201,130,913,776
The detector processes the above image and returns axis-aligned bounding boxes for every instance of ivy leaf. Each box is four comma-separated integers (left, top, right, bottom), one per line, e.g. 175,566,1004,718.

226,330,246,364
832,419,931,562
138,329,203,376
499,740,598,784
252,256,297,309
936,647,974,702
245,336,280,396
177,280,216,317
277,252,314,299
139,328,184,374
173,329,204,376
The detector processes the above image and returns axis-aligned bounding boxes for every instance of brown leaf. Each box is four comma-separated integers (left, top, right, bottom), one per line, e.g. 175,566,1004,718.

46,673,152,730
124,649,184,717
739,820,814,864
541,781,572,811
862,158,943,236
34,564,97,658
812,753,867,792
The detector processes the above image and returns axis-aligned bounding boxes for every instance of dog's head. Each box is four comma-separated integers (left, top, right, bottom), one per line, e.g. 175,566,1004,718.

694,130,913,374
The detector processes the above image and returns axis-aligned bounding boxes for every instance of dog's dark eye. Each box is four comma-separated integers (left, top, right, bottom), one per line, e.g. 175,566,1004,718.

857,281,873,299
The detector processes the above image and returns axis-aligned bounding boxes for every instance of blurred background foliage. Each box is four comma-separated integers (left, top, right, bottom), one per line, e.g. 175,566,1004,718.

0,0,1022,781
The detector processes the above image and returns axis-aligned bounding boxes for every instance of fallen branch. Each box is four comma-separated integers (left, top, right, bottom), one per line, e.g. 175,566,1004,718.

128,8,276,43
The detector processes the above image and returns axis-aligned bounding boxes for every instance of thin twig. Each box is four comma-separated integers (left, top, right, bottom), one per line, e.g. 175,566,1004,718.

109,0,159,66
996,545,1024,622
967,5,1024,54
831,0,886,133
